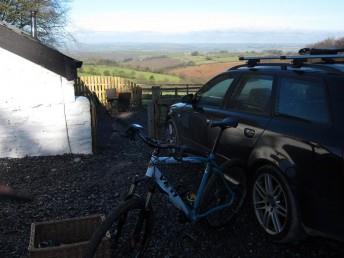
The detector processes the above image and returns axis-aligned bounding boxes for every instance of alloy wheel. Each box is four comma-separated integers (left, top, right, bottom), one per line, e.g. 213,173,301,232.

166,122,177,144
253,173,288,235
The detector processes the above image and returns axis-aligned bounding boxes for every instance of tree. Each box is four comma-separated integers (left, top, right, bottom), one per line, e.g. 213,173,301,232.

308,37,344,49
103,70,111,76
0,0,70,46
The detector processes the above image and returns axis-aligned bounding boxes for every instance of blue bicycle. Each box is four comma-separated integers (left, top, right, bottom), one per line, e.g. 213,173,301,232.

84,117,247,258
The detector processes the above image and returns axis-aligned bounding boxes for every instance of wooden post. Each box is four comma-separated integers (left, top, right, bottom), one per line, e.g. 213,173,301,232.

151,86,161,101
174,87,178,97
89,98,97,153
186,84,189,95
147,86,161,138
147,104,154,138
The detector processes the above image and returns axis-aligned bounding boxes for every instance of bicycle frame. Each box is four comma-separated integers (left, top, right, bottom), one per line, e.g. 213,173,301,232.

145,153,236,222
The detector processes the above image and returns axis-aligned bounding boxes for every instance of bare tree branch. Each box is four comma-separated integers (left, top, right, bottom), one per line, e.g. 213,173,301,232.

308,37,344,49
0,0,71,47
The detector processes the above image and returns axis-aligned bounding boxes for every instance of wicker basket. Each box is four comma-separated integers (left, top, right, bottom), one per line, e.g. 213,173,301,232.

28,214,111,258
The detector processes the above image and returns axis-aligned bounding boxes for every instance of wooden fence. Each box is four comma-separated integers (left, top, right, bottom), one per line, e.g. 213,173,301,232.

139,83,202,99
74,77,203,140
75,76,142,107
146,85,202,139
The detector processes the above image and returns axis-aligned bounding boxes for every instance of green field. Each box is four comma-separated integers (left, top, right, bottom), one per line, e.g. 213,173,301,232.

78,50,287,84
79,64,183,84
170,52,239,65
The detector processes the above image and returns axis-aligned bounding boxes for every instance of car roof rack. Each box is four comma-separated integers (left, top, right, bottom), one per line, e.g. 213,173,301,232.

229,62,342,73
237,48,344,68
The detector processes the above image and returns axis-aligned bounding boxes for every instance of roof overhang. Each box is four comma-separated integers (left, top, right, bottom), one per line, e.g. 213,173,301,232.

0,23,82,81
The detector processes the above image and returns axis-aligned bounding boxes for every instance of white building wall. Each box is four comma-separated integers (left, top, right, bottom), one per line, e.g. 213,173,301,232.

0,47,92,158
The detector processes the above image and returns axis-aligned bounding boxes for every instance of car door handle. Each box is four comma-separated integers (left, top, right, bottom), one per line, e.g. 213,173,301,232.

244,128,255,138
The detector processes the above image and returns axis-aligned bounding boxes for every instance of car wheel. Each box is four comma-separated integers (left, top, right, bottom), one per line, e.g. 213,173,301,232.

252,165,303,243
165,119,180,145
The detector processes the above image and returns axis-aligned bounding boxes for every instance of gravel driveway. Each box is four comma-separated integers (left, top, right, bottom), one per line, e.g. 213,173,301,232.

0,107,343,257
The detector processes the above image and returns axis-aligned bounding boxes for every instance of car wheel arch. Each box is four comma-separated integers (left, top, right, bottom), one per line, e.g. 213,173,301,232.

248,147,297,181
247,158,297,185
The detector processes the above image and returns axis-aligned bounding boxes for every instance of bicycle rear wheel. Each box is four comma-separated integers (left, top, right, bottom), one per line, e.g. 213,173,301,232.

84,197,153,258
201,165,246,228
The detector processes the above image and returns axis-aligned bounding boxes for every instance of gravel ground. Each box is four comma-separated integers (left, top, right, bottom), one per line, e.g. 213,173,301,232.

0,107,343,258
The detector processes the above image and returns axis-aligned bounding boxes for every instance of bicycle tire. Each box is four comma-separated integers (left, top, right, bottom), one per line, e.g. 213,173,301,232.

84,197,153,258
201,164,247,228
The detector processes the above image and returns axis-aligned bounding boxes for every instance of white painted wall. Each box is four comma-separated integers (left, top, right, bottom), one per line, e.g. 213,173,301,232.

0,47,92,158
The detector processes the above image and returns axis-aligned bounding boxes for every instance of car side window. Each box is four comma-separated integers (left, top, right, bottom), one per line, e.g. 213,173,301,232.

276,77,329,124
230,75,273,114
198,77,234,107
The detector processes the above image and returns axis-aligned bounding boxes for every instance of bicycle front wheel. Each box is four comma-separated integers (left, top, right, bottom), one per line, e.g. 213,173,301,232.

201,165,246,228
84,197,153,258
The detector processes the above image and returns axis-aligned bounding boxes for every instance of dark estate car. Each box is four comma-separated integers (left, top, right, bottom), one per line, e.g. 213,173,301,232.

166,48,344,243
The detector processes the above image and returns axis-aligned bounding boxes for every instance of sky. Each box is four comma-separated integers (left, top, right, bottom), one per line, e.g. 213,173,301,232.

68,0,344,44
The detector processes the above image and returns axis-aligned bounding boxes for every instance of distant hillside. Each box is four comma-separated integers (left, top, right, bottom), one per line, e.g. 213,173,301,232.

169,62,243,83
308,37,344,48
66,42,302,58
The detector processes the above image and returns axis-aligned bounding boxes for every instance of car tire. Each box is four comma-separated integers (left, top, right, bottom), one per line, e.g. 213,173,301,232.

252,165,303,243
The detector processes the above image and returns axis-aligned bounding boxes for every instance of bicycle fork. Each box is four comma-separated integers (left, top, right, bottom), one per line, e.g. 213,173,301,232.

125,176,155,209
124,176,155,251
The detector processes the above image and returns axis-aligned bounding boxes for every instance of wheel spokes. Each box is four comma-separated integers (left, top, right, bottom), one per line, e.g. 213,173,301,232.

262,210,270,228
264,174,273,194
271,211,282,233
272,184,282,198
167,123,176,143
275,203,287,217
255,181,266,199
254,200,266,210
253,173,289,235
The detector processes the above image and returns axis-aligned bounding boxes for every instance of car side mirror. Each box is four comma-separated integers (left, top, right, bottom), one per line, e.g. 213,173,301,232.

181,94,194,104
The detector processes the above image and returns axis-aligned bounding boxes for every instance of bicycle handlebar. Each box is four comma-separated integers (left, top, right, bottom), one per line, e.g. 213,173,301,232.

125,124,207,157
125,116,239,156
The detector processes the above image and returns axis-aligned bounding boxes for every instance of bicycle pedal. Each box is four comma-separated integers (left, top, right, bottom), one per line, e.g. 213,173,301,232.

185,191,196,205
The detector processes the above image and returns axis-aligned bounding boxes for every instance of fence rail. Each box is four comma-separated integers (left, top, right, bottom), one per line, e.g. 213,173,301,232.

139,84,202,98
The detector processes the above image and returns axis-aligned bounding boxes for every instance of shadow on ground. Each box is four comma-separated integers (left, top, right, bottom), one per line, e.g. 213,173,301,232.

0,107,343,257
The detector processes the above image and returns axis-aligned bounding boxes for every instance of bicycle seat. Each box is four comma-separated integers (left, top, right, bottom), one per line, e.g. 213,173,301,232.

208,117,238,129
129,123,144,131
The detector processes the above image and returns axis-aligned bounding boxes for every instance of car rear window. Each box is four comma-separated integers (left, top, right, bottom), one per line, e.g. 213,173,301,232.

276,77,330,124
230,75,273,114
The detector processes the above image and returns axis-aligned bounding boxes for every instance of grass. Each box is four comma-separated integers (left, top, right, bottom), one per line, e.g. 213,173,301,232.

170,52,240,65
78,51,277,84
79,64,183,84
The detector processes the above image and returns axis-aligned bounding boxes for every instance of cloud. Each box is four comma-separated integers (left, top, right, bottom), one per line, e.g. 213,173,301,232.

68,11,341,33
